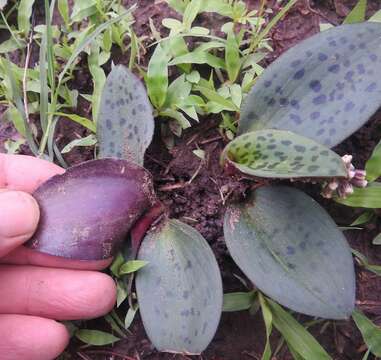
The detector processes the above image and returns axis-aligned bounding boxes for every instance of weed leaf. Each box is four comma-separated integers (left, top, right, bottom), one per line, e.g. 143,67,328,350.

343,0,367,24
335,183,381,208
18,0,36,34
223,292,256,312
147,44,170,109
352,310,381,356
75,329,120,346
365,139,381,182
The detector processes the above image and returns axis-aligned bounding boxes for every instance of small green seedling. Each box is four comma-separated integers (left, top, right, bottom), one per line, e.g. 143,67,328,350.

28,20,381,356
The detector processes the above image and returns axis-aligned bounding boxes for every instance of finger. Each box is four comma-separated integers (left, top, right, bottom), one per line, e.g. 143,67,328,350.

1,246,113,270
0,154,64,193
0,265,116,320
0,314,69,360
0,191,40,257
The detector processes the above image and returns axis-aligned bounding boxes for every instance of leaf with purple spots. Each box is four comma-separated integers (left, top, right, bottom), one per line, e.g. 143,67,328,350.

220,129,347,179
97,65,154,165
136,219,223,354
239,22,381,147
224,186,355,319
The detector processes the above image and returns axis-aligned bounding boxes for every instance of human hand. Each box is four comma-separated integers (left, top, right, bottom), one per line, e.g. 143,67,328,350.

0,154,117,360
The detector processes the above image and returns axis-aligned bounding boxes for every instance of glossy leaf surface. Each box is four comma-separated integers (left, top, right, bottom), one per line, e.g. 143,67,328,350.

221,130,347,178
98,65,154,165
239,23,381,147
224,186,355,319
136,219,222,354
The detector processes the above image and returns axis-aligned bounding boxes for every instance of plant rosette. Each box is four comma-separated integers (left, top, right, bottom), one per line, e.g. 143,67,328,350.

27,21,381,354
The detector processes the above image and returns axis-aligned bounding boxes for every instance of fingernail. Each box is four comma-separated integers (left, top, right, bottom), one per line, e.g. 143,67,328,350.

0,191,40,239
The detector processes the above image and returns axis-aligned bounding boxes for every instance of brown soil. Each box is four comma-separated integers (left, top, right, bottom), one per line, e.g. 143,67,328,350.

1,1,381,359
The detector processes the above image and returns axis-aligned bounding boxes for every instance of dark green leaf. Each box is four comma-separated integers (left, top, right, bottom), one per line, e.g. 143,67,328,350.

75,329,120,346
136,219,222,354
221,130,347,178
97,65,154,165
336,183,381,208
224,186,355,319
239,23,381,148
266,298,332,360
352,310,381,356
223,291,255,312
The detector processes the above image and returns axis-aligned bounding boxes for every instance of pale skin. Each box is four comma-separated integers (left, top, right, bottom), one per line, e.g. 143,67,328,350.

0,154,117,360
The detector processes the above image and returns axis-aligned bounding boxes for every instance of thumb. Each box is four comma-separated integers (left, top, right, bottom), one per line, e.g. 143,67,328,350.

0,191,40,258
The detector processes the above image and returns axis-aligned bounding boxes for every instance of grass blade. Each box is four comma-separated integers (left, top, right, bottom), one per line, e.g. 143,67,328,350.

58,7,135,85
17,0,36,34
365,139,381,182
2,57,38,155
343,0,367,24
266,298,332,360
39,27,48,133
335,183,381,208
147,43,169,109
249,0,297,52
259,293,273,360
352,309,381,357
54,112,96,132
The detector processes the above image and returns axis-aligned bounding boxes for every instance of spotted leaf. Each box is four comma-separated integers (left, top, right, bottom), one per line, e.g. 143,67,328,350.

136,219,223,354
224,186,356,319
97,65,154,165
221,130,347,178
239,23,381,147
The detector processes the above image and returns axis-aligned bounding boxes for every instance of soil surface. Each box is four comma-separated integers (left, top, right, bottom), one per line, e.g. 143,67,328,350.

2,1,381,359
